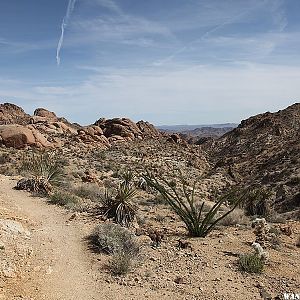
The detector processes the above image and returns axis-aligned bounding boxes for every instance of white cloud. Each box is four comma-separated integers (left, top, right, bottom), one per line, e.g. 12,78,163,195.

2,62,298,125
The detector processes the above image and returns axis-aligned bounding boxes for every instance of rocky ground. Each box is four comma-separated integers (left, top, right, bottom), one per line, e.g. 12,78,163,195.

0,102,299,299
0,175,299,300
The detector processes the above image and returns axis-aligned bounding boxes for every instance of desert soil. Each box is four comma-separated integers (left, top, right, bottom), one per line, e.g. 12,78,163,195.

0,175,299,300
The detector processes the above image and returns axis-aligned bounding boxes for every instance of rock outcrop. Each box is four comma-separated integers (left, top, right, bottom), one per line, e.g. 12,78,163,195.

34,108,58,121
94,117,161,142
75,125,110,148
0,125,52,149
0,103,30,125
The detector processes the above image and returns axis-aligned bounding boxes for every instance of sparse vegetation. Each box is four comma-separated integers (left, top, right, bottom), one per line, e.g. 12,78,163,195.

239,253,264,273
73,184,100,202
218,208,248,226
143,171,242,237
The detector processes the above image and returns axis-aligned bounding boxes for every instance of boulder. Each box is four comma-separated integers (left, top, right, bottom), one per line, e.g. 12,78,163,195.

34,108,57,121
0,125,52,149
0,125,35,148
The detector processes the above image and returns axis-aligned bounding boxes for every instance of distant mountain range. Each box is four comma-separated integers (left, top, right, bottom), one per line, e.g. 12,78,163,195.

157,123,238,133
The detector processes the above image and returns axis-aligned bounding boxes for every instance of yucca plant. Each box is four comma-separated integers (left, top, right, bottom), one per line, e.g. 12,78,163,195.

101,175,137,227
17,151,63,195
143,171,242,237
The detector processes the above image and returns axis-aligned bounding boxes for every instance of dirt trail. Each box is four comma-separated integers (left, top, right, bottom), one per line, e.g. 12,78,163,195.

0,175,101,300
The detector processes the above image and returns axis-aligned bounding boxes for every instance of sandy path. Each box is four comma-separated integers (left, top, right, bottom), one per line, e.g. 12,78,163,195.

0,175,101,300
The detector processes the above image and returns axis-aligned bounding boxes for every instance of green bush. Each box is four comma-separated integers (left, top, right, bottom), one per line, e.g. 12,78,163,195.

243,187,272,217
142,171,242,237
239,253,264,273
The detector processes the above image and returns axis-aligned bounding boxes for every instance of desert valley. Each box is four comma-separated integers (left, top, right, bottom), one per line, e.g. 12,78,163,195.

0,102,299,300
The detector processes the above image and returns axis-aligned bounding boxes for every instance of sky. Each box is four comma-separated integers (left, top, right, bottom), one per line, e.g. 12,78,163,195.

0,0,299,125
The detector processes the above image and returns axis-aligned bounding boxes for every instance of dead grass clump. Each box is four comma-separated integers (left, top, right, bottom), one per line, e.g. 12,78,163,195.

296,235,300,248
73,184,100,202
49,190,81,209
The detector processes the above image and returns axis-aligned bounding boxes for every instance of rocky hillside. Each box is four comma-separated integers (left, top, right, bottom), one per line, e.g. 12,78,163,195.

0,101,299,218
0,103,162,150
204,103,300,216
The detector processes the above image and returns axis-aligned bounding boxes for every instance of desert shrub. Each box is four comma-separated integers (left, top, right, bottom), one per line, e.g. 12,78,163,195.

91,223,140,276
109,252,132,275
142,171,242,237
101,175,137,227
218,208,248,226
91,223,140,256
73,184,100,201
296,235,300,248
49,190,81,209
243,187,272,217
239,253,264,273
17,151,63,195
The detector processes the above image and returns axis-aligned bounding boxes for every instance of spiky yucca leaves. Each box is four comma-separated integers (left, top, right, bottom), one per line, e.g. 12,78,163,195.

18,151,63,195
101,173,137,227
143,171,242,237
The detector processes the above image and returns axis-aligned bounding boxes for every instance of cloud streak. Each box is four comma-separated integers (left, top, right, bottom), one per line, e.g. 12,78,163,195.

56,0,77,66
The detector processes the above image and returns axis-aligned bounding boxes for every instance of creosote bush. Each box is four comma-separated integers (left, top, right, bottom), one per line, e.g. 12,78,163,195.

142,171,242,237
239,253,264,273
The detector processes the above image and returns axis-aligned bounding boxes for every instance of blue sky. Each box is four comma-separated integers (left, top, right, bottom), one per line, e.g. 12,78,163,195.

0,0,299,125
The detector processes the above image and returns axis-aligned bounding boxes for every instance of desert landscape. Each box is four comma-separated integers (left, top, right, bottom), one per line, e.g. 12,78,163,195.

0,102,299,300
1,1,300,299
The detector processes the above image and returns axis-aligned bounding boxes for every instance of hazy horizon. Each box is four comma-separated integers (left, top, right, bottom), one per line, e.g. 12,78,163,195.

1,0,300,125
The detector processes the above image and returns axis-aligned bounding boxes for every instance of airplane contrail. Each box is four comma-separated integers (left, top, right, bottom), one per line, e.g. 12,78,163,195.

56,0,77,66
